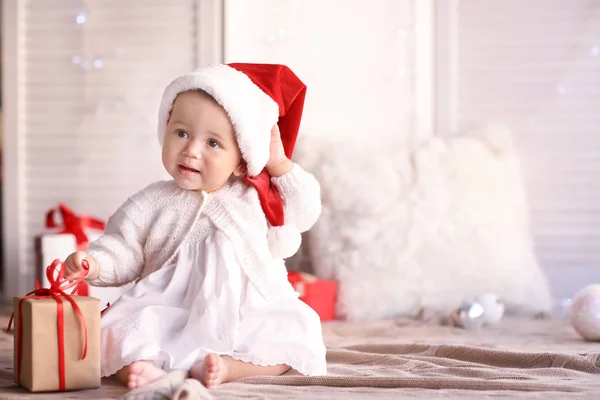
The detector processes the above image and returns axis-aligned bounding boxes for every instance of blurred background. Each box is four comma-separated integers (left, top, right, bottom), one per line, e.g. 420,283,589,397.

1,0,599,308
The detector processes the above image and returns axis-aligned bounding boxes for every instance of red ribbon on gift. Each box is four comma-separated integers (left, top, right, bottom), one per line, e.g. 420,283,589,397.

7,259,90,391
288,271,318,297
46,204,105,251
45,204,105,296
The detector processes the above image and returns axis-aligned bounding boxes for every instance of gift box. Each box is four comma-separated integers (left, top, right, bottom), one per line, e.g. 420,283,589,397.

288,272,337,321
36,233,132,306
10,261,101,392
37,204,132,306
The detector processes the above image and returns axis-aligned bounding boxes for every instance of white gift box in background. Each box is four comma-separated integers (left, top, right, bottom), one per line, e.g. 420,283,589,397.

36,233,133,306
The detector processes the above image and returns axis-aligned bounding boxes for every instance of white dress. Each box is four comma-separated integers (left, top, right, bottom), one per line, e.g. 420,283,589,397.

99,216,327,377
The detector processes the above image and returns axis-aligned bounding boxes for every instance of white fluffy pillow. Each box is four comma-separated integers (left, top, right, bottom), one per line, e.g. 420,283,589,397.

294,127,552,321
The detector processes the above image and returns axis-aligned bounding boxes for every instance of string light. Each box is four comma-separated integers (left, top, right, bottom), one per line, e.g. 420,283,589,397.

72,56,104,70
70,9,119,116
71,8,120,76
526,6,600,128
75,12,87,24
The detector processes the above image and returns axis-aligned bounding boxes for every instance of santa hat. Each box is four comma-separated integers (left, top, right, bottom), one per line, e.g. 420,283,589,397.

157,63,307,259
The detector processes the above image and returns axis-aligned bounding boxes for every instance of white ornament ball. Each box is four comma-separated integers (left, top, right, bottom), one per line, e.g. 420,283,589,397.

570,284,600,341
475,292,505,325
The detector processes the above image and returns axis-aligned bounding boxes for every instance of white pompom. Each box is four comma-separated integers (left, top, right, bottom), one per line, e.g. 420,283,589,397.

268,224,302,259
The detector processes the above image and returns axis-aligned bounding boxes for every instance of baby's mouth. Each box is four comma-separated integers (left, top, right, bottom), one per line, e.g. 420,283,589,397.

178,164,200,173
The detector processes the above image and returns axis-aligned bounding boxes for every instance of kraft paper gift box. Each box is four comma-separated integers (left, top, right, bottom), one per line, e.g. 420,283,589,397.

12,295,101,392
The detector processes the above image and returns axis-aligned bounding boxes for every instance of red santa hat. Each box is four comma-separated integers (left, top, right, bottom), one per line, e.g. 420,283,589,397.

157,63,307,259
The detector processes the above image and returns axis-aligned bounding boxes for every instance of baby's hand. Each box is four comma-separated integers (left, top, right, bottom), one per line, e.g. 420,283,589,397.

64,251,100,281
266,124,293,177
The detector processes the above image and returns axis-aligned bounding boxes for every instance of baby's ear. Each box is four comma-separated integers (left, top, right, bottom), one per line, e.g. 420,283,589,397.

233,159,247,177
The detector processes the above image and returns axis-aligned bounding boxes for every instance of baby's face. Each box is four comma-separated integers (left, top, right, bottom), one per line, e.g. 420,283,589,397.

162,91,245,192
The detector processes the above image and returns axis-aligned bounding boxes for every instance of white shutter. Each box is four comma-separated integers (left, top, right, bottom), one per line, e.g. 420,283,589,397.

3,0,206,299
442,0,600,298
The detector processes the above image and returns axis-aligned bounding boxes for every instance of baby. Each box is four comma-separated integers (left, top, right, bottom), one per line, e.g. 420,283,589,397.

65,63,327,391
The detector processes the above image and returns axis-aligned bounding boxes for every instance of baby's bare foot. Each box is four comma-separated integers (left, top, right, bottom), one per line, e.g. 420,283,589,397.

127,360,166,390
190,353,229,389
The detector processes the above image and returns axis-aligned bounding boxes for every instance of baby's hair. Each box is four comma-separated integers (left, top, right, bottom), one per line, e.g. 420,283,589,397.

176,89,225,114
187,88,215,102
173,88,219,108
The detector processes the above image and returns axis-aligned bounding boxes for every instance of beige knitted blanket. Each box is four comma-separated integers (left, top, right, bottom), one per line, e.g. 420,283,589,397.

1,314,598,399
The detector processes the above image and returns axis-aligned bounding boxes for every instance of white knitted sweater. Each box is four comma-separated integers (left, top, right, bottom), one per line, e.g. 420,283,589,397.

87,164,321,301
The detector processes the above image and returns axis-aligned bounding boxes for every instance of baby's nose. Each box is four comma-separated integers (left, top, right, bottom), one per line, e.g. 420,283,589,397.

183,141,203,159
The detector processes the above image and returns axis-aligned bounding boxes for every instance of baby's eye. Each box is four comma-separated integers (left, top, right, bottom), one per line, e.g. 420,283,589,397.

207,139,221,148
176,129,188,138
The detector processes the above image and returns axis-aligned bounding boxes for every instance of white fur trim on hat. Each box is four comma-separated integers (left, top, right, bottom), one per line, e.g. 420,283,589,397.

267,224,302,259
157,64,280,177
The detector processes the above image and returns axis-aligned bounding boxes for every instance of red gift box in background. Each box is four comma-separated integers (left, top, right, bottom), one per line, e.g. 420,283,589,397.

40,204,106,296
288,272,337,321
37,204,133,306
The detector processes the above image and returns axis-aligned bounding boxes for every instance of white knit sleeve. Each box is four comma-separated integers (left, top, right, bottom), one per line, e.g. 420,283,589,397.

271,163,322,232
86,186,154,287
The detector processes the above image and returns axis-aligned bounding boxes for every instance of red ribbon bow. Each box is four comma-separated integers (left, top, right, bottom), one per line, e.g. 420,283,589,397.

46,204,105,251
287,271,318,297
7,259,90,391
